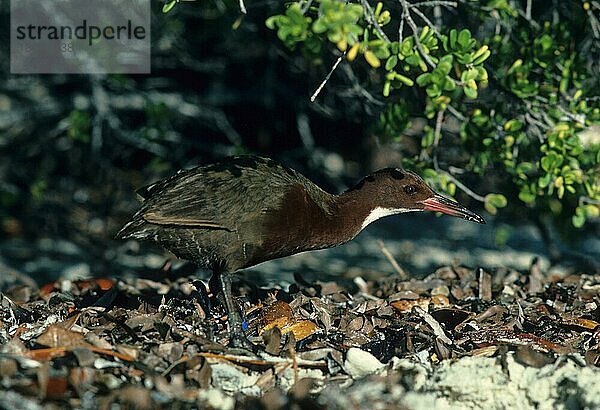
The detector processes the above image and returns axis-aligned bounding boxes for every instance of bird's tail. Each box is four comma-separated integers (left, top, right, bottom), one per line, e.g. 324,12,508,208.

114,216,153,240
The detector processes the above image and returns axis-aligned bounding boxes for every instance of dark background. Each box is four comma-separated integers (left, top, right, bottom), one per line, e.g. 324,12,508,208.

0,1,597,288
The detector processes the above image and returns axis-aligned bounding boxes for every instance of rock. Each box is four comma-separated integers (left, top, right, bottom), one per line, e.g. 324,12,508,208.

343,347,386,379
210,362,261,396
197,389,235,410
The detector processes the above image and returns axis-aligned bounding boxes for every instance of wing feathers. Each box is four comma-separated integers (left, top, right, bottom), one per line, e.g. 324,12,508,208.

143,211,233,231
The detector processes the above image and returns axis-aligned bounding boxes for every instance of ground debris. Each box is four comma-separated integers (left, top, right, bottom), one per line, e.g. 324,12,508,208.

1,264,600,408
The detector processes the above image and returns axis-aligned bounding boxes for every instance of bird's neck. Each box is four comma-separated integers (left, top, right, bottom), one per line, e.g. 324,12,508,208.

260,183,413,258
329,187,415,243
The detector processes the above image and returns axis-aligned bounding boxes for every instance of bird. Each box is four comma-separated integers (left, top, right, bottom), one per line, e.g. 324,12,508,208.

116,155,485,349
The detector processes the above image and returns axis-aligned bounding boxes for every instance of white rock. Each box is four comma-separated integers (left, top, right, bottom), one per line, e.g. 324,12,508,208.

197,389,235,410
210,362,261,396
343,347,386,379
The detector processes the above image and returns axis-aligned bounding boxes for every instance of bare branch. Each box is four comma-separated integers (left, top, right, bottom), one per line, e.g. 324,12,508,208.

360,0,391,43
301,0,314,15
340,64,386,106
398,12,405,43
427,108,486,203
414,306,453,344
311,52,345,102
580,196,600,206
446,104,466,121
377,240,408,279
432,109,445,170
410,1,457,7
410,7,441,38
399,0,436,68
443,171,487,202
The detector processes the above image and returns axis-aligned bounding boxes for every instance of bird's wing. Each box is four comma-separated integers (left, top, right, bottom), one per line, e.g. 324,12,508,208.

137,156,304,231
142,211,232,230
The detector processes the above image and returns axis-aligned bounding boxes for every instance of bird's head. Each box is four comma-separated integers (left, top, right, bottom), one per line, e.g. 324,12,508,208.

347,168,485,227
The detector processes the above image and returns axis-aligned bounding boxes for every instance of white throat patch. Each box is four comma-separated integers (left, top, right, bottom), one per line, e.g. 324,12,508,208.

360,207,414,231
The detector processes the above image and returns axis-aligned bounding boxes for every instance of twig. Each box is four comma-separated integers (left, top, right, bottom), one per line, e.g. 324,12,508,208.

311,52,345,102
398,13,405,43
524,112,547,143
428,109,486,203
446,104,466,121
586,7,600,39
580,196,600,206
399,0,436,68
297,113,315,151
433,4,442,27
517,9,540,29
199,351,327,368
340,64,386,106
414,306,453,344
360,0,391,43
377,240,408,279
410,6,441,38
410,1,457,7
432,109,445,170
288,342,299,385
301,0,314,15
238,0,246,14
442,171,487,202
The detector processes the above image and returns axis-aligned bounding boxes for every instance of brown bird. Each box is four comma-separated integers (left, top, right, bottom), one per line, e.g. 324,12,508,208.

116,155,484,348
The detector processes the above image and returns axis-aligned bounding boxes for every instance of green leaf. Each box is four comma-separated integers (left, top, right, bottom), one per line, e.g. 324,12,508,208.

476,66,488,81
540,152,564,172
416,73,431,86
484,193,507,215
439,54,453,66
472,50,491,65
484,202,497,215
457,29,471,47
461,68,479,82
401,37,413,55
538,173,552,188
463,86,477,99
483,192,508,215
447,182,456,196
383,81,391,97
421,131,435,148
265,16,278,29
312,19,326,33
162,0,177,13
486,193,508,208
503,119,523,132
518,186,536,204
364,51,381,68
437,60,452,76
426,83,441,98
449,29,457,49
443,77,456,91
405,54,421,66
395,73,414,86
572,213,585,228
385,55,398,71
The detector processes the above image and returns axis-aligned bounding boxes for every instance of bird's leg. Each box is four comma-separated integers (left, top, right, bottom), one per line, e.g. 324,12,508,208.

215,271,255,350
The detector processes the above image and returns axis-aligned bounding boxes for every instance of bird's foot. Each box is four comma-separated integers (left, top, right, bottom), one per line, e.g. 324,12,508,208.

228,332,258,354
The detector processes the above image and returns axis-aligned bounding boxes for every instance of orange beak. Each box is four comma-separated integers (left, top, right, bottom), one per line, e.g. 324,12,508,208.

421,195,485,224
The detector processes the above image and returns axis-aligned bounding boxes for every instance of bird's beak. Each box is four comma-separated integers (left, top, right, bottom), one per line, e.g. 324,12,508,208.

421,195,486,224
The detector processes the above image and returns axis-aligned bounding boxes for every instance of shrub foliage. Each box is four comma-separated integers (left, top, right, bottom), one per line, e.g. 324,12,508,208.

257,0,599,228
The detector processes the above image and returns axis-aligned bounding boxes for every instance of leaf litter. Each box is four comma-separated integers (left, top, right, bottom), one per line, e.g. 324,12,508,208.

1,261,600,409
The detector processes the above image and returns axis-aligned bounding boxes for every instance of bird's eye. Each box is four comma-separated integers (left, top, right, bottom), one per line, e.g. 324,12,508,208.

403,185,418,195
